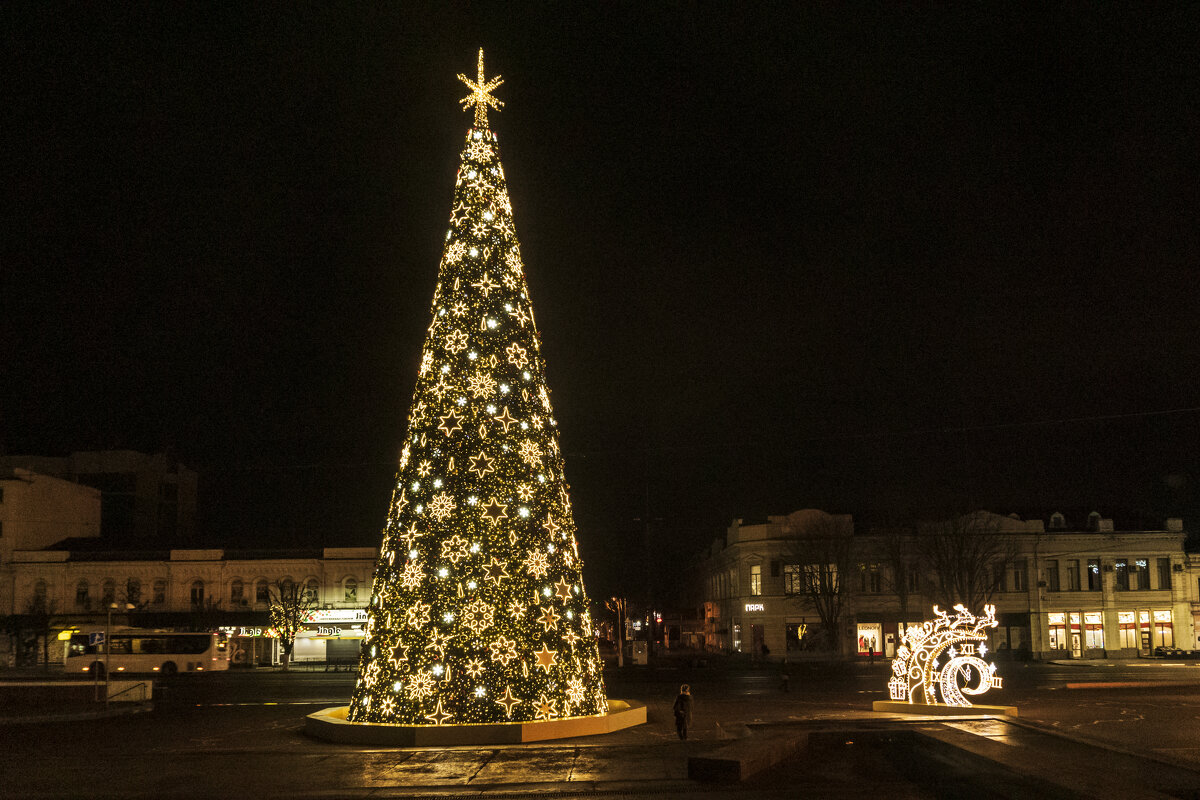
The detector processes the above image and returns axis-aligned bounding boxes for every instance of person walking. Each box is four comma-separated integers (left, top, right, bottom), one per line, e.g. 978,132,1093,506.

672,684,693,740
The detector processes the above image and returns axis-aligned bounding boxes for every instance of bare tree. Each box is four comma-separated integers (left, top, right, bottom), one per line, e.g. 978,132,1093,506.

918,512,1018,612
188,597,226,633
878,527,919,620
23,595,63,669
780,510,856,653
268,579,316,671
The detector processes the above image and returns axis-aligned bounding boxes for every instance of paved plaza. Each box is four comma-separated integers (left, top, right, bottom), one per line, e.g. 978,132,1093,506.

2,659,1199,798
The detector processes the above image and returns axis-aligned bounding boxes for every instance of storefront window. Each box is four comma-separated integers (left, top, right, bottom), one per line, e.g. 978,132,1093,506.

1153,610,1173,648
1084,611,1104,649
1047,612,1067,650
786,622,807,651
1118,611,1137,648
856,623,882,656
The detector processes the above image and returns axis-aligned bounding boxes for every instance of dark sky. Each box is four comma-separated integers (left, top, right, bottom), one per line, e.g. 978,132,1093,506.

4,4,1200,598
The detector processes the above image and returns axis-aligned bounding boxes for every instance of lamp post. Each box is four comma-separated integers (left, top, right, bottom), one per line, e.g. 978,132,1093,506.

607,597,626,667
104,602,134,708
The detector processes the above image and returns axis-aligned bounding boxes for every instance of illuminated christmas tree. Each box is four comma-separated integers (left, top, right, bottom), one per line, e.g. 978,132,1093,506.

348,50,608,726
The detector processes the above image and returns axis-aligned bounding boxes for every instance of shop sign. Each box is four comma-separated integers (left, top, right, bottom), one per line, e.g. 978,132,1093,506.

299,624,363,639
220,626,278,638
305,608,367,623
744,603,765,612
1153,610,1172,623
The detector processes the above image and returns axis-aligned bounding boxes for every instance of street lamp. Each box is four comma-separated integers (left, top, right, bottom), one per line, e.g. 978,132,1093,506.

606,596,626,668
104,601,135,708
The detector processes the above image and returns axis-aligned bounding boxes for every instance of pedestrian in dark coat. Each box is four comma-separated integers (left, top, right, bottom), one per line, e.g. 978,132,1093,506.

672,684,692,740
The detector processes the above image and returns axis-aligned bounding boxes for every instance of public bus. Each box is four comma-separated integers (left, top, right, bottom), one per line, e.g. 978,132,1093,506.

65,629,231,677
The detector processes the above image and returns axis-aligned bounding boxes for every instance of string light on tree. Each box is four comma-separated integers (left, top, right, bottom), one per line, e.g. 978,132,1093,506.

348,48,608,726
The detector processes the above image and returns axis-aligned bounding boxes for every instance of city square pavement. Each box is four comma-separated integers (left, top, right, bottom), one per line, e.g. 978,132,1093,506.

2,658,1199,798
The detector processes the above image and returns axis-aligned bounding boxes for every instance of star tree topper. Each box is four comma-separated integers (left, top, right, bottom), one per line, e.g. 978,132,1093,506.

459,48,504,127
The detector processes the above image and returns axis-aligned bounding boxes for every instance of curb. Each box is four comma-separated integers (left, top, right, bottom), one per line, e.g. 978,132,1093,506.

1006,714,1200,775
0,701,153,726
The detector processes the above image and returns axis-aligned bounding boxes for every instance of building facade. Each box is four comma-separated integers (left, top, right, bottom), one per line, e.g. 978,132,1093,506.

695,509,1198,661
1,543,375,667
0,451,198,543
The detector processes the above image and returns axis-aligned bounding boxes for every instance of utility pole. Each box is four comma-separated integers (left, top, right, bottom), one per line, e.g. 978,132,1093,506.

634,449,664,658
607,597,626,667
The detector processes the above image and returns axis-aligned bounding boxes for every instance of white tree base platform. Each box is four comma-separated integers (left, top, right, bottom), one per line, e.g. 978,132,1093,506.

872,700,1018,717
305,699,646,745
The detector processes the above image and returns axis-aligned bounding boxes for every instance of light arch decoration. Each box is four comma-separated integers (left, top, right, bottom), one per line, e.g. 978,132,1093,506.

888,604,1003,707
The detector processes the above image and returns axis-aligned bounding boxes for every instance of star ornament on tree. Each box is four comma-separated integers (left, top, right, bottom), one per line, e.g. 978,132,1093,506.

424,697,454,726
553,577,573,604
534,644,558,673
497,685,521,717
482,557,510,585
438,411,463,437
469,451,495,478
458,48,504,128
481,497,508,524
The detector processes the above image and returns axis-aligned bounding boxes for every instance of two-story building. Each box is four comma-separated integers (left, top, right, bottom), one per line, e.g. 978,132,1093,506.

0,467,377,666
695,509,1197,661
3,542,377,667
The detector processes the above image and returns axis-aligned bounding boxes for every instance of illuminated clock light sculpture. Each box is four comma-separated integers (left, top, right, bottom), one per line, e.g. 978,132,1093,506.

887,604,1003,707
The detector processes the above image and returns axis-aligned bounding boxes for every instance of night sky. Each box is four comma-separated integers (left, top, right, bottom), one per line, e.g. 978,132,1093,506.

5,5,1199,598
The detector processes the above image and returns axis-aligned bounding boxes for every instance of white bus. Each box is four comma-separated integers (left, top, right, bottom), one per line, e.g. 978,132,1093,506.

65,629,231,677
